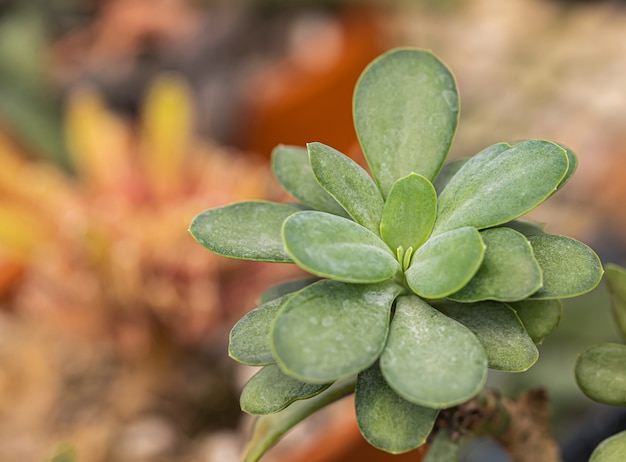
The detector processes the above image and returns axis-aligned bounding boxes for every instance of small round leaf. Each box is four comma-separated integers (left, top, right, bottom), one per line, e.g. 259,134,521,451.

436,300,539,372
380,296,487,408
528,234,603,299
575,343,626,406
449,228,542,302
271,145,347,216
283,211,400,283
508,299,562,344
240,365,330,415
190,201,299,262
272,280,403,383
356,364,438,454
259,277,319,304
405,227,485,299
308,142,384,235
590,430,626,462
605,264,626,341
380,173,437,252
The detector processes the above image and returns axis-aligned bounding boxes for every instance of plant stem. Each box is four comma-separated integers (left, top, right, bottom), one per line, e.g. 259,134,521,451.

440,388,561,462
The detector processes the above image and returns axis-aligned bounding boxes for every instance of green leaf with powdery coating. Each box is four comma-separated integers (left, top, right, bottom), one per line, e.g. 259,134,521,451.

590,430,626,462
575,343,626,406
528,234,603,299
405,227,485,299
259,277,319,304
354,48,459,198
242,379,356,462
271,145,347,217
229,296,287,365
556,144,578,192
605,264,626,341
433,158,467,195
449,228,542,302
308,142,383,235
508,299,562,344
380,296,487,408
240,365,330,415
272,280,403,384
355,363,438,454
500,220,546,237
380,173,436,252
190,201,299,262
423,428,459,462
283,211,400,283
436,300,538,372
433,140,568,235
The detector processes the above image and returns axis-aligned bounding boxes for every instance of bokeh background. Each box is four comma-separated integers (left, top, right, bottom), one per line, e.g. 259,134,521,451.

1,0,625,461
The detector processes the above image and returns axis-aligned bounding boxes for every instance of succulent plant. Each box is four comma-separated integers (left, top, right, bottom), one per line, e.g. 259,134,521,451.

190,48,603,459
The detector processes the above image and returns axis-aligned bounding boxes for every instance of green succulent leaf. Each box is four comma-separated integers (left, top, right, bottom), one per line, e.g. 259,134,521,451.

528,234,603,299
272,280,403,383
433,140,569,235
508,299,562,344
283,211,400,283
380,173,437,252
354,48,459,197
449,228,542,302
575,343,626,406
355,363,438,454
190,201,299,262
436,300,538,372
605,264,626,341
259,277,320,304
405,226,485,299
308,142,384,235
242,379,356,462
499,220,546,237
590,430,626,462
240,365,330,415
433,158,467,195
380,295,487,408
423,428,459,462
556,144,578,192
271,145,347,217
229,296,288,365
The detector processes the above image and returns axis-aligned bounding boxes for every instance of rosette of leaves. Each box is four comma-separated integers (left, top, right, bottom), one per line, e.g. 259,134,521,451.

574,264,626,462
190,48,603,459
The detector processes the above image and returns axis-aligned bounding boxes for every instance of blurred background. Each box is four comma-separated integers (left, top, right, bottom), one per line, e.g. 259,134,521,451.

0,0,625,461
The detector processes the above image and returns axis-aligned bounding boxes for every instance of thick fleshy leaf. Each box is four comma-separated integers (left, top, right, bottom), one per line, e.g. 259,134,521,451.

433,159,467,195
271,145,347,216
240,365,330,415
282,211,400,283
354,48,459,197
500,220,546,237
229,296,288,365
380,173,436,252
575,343,626,405
242,379,356,462
272,280,403,383
528,234,603,299
605,264,626,341
190,201,299,262
356,364,438,454
259,277,319,304
308,142,383,235
590,430,626,462
433,140,569,235
380,296,487,408
449,228,542,302
556,144,578,192
508,299,562,344
405,227,485,298
423,428,459,462
436,301,538,372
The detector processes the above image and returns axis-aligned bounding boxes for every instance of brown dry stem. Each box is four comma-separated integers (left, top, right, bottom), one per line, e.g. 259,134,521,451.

439,388,561,462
